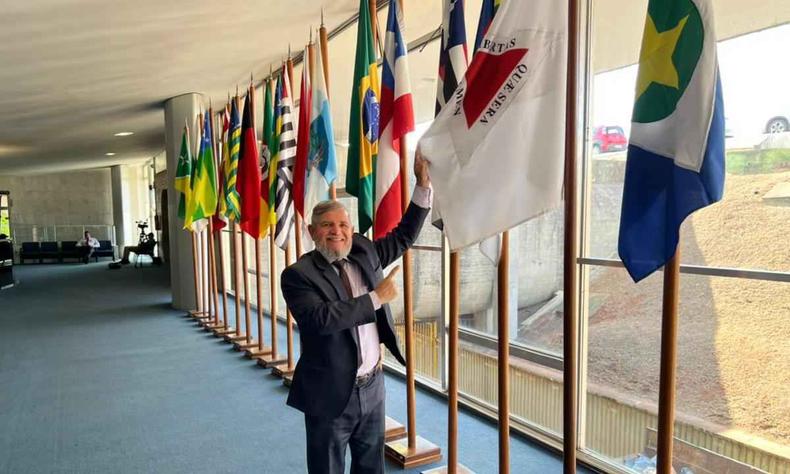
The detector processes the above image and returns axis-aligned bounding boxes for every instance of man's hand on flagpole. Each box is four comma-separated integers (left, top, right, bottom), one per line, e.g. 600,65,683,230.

414,146,431,188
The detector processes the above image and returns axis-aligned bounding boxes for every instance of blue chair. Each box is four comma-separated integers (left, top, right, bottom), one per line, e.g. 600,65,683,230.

40,241,60,263
19,242,41,264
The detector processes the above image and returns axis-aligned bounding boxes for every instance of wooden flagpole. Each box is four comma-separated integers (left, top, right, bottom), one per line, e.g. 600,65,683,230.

257,227,286,368
247,234,272,358
207,221,220,328
201,230,211,322
245,81,272,359
384,135,441,466
259,76,285,369
213,107,234,336
224,223,247,342
657,250,680,474
224,95,248,344
272,56,298,380
319,15,336,201
214,225,232,335
563,0,580,472
498,231,510,474
234,230,258,350
189,231,203,317
235,85,258,352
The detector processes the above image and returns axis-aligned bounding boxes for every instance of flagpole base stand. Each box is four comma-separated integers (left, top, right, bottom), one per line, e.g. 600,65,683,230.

223,333,248,343
193,313,212,322
385,417,407,442
244,346,273,358
188,310,207,318
282,373,294,387
255,353,287,368
271,364,295,378
421,464,475,474
201,320,222,329
212,327,236,337
385,435,442,469
233,340,259,351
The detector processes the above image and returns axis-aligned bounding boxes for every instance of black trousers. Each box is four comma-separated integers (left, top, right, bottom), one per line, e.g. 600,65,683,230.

304,369,385,474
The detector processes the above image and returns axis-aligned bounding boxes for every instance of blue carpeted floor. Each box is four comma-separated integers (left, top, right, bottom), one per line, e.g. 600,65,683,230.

0,262,589,473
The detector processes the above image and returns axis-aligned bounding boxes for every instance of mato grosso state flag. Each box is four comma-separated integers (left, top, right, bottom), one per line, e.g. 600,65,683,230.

374,0,414,239
418,0,567,251
186,112,218,232
618,0,725,282
175,125,192,225
346,0,379,234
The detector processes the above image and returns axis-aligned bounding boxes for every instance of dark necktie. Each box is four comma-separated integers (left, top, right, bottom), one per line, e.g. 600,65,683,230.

333,260,363,369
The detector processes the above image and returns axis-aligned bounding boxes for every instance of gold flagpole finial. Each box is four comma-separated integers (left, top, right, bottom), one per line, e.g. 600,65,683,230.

321,7,324,28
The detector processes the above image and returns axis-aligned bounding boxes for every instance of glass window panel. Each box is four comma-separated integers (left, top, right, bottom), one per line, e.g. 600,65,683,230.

672,274,790,473
586,24,790,271
583,264,790,473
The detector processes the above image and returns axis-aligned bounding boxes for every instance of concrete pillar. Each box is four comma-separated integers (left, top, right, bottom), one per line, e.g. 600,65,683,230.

164,93,203,311
110,165,129,248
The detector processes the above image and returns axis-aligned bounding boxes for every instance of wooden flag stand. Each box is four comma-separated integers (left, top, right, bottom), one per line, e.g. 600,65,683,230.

657,250,680,474
193,231,213,324
384,130,441,468
562,1,580,472
213,221,235,336
256,228,287,368
497,232,510,474
187,231,207,319
213,106,236,336
202,221,224,331
271,243,296,380
223,223,248,342
233,228,259,351
245,237,273,358
272,57,299,383
423,252,473,474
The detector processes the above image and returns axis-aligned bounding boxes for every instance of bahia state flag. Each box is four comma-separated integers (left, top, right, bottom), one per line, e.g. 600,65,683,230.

436,0,468,116
418,0,567,251
375,0,414,240
618,0,725,282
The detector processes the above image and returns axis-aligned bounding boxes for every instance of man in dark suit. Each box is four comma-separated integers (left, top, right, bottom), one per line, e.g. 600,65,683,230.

281,151,431,474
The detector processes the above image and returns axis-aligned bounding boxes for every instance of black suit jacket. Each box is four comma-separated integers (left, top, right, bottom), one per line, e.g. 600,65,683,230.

281,202,429,419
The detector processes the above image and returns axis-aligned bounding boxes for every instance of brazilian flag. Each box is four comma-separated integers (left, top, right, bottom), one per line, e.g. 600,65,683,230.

346,0,379,233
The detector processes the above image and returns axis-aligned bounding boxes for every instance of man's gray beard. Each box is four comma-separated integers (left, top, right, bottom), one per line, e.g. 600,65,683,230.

314,241,351,263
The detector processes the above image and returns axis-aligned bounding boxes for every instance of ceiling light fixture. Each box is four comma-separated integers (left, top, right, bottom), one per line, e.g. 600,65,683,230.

114,132,134,137
105,152,116,156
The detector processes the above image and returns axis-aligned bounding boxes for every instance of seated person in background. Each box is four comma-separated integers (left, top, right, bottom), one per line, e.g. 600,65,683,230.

118,233,156,264
76,231,100,263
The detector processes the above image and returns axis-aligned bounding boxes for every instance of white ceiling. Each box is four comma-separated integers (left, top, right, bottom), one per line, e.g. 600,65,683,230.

0,0,367,175
0,0,786,176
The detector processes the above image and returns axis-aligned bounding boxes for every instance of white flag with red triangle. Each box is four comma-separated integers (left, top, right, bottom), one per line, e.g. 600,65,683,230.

419,0,567,250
